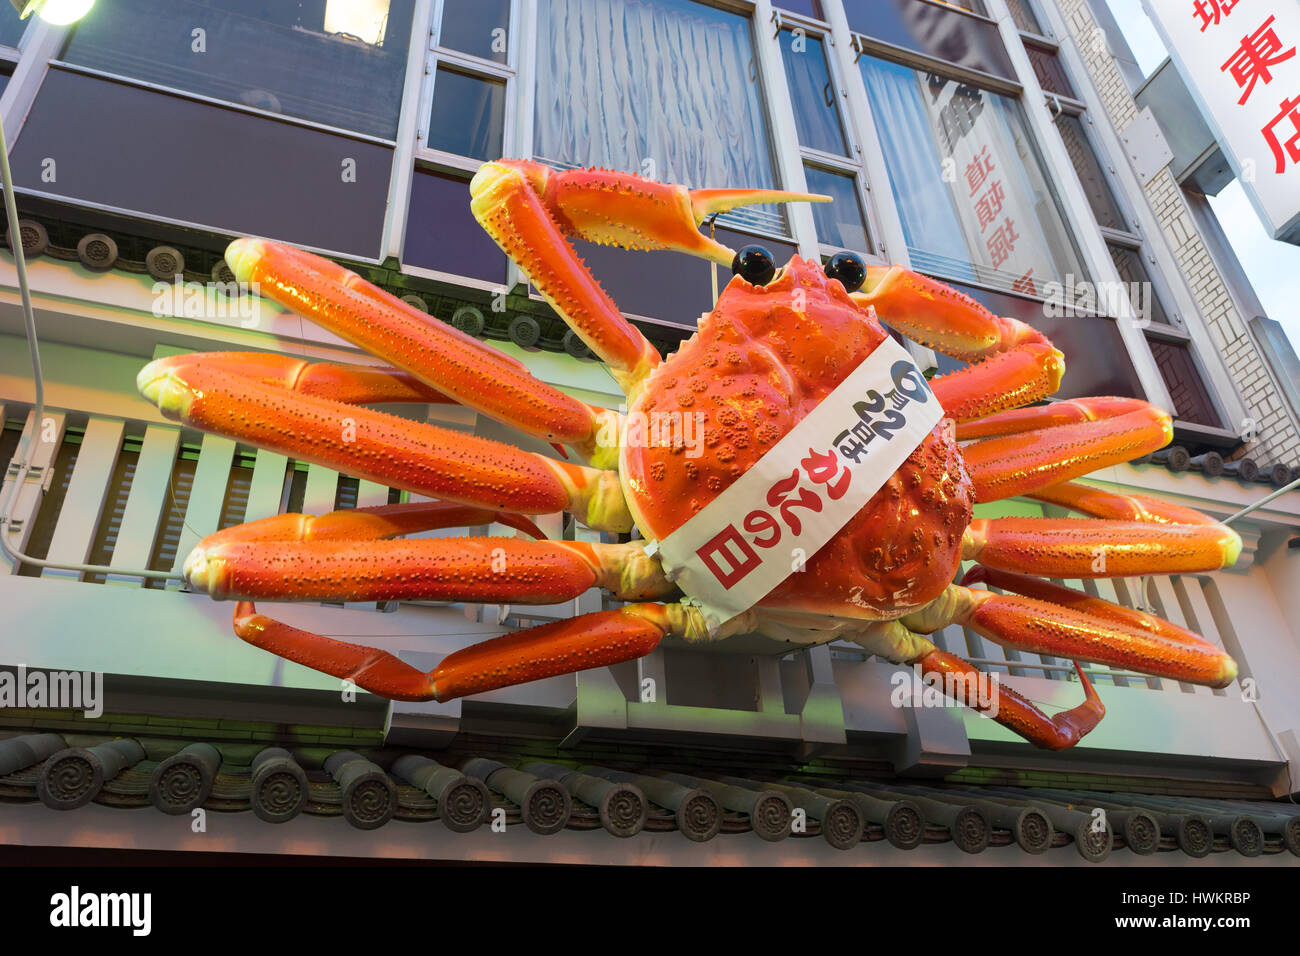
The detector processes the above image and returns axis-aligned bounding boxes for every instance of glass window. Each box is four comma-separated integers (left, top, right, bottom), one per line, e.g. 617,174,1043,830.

427,66,505,161
1147,339,1222,427
535,0,785,235
438,0,510,63
775,0,823,18
779,29,847,157
859,56,1085,296
405,168,508,284
1005,0,1043,35
0,4,26,50
61,0,415,139
1054,113,1126,231
804,164,871,253
1107,243,1171,326
1025,41,1076,99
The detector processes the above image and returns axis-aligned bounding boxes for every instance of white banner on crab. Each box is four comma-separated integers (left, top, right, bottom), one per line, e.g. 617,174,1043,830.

650,337,943,633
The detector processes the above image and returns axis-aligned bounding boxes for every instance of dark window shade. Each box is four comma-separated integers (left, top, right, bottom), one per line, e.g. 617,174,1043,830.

1005,0,1043,34
82,443,141,585
776,0,824,17
929,279,1147,402
1107,243,1171,326
11,69,392,260
0,5,25,49
779,30,848,157
335,476,361,510
18,432,81,577
144,446,199,590
404,167,508,283
427,66,506,161
61,0,415,139
842,0,1016,83
0,423,21,478
1055,114,1127,231
217,458,257,529
439,0,511,62
1148,339,1222,427
284,466,309,515
1025,41,1076,99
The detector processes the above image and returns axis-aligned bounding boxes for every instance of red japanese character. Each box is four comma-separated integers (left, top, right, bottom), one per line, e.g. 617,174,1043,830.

801,448,851,501
985,217,1020,270
696,524,761,589
1012,269,1037,296
1221,16,1296,105
1193,0,1237,32
974,180,1006,229
964,146,994,196
1263,94,1300,173
766,469,823,535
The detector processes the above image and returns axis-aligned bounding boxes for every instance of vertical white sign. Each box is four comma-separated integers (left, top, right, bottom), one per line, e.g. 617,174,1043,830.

1144,0,1300,244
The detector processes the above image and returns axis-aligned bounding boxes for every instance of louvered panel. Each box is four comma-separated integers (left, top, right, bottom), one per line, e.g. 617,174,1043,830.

170,434,237,574
107,424,180,581
1171,576,1234,699
242,450,290,522
4,411,67,572
82,441,141,585
333,476,359,510
216,456,256,530
144,447,198,590
1147,576,1208,695
43,418,125,580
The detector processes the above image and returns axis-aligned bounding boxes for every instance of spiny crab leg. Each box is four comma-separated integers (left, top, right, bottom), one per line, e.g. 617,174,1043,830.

184,504,673,604
961,403,1174,502
849,266,1065,423
231,602,707,703
138,353,633,531
222,238,616,458
470,159,827,394
956,395,1153,441
1026,480,1225,527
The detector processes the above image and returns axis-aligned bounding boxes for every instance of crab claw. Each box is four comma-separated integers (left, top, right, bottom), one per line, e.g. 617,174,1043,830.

478,159,828,267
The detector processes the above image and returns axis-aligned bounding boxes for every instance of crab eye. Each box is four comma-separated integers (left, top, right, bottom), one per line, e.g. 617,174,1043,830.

731,245,775,286
824,251,867,293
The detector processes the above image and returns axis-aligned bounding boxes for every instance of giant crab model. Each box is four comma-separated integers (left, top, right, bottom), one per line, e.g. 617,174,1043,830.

137,160,1241,749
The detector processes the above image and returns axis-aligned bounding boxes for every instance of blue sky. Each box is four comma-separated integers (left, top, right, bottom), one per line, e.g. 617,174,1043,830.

1104,0,1300,351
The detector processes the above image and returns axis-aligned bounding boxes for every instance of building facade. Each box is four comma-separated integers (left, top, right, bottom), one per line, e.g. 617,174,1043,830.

1,0,1299,864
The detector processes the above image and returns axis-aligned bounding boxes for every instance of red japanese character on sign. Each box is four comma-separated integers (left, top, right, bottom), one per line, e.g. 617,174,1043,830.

766,469,822,535
696,524,761,589
800,448,851,501
1221,16,1296,105
1263,94,1300,173
974,180,1006,229
965,146,994,196
1193,0,1237,32
985,217,1020,270
1012,269,1037,296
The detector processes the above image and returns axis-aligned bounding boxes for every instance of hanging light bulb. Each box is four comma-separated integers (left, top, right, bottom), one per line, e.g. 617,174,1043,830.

11,0,95,25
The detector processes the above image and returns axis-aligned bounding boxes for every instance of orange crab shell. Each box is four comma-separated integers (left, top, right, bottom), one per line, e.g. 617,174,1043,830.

620,256,975,621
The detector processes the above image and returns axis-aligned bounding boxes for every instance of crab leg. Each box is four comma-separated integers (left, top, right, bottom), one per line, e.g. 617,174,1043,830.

910,583,1237,689
957,395,1152,441
1026,480,1223,527
138,353,633,530
222,238,613,455
962,404,1173,502
929,344,1064,423
962,516,1241,577
470,160,827,393
230,601,694,702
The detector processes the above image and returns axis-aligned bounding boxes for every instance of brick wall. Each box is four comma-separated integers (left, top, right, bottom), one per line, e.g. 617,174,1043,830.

1060,0,1300,466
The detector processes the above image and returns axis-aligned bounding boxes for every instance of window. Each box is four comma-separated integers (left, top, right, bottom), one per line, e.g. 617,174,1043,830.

82,440,141,585
778,27,875,257
0,3,27,51
60,0,416,139
1004,0,1045,37
535,0,787,235
420,0,515,168
17,430,80,578
144,445,199,590
859,56,1085,296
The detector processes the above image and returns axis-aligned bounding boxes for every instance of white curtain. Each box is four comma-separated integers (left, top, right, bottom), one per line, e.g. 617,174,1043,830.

535,0,783,233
